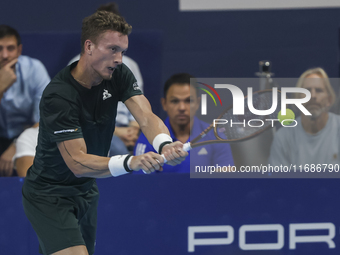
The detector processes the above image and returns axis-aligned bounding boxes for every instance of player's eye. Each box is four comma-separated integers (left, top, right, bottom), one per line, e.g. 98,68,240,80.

122,50,127,55
111,47,117,53
171,99,179,104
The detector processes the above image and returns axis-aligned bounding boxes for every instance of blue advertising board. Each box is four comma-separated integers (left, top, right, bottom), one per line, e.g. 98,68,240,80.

0,175,339,254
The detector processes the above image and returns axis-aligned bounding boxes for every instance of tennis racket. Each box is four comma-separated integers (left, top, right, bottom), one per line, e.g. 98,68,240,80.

162,88,282,163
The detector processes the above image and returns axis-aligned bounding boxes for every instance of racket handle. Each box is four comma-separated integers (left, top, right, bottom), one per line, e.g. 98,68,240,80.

142,142,192,173
162,142,191,163
182,142,192,152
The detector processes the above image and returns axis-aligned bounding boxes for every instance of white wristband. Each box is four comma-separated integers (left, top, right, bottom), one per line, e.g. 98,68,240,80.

127,156,133,170
108,154,133,177
152,133,173,153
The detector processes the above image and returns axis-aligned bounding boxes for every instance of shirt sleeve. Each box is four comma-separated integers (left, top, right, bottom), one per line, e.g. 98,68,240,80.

42,95,83,143
116,64,143,103
31,60,50,124
122,56,144,92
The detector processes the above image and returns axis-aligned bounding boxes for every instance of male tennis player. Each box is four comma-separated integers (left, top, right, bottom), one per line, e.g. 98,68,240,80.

22,11,187,255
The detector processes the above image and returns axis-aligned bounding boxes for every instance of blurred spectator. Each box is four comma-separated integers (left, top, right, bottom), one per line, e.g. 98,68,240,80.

0,25,50,176
134,73,234,173
269,67,340,166
68,2,143,155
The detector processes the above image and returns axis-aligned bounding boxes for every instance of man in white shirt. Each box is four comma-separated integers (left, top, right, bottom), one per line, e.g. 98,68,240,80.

269,67,340,166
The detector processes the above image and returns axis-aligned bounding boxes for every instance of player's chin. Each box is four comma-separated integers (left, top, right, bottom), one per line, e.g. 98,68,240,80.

101,73,112,80
101,69,115,80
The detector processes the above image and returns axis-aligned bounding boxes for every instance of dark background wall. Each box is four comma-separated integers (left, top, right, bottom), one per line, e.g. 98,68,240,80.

1,0,340,115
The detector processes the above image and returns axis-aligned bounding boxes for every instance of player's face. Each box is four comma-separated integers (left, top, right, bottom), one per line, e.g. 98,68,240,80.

0,36,22,69
89,30,128,80
301,73,331,118
162,84,200,127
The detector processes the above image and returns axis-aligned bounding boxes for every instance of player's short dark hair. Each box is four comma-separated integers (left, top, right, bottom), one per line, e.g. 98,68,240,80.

0,25,21,45
97,2,121,16
81,10,132,53
163,73,197,98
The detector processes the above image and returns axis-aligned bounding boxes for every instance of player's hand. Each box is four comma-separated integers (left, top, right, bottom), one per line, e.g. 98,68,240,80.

0,143,15,176
0,58,18,94
129,152,164,174
161,141,188,166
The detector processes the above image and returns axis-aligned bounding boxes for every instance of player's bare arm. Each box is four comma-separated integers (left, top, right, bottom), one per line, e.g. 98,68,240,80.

57,137,164,177
125,95,188,165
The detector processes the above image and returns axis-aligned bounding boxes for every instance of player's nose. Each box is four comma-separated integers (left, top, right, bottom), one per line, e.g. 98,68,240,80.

113,52,123,65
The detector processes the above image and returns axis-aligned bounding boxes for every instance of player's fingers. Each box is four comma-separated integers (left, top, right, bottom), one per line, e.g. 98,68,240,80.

140,160,154,173
140,154,162,172
175,147,188,157
163,146,178,162
157,165,163,172
169,147,184,164
142,169,151,174
150,152,164,165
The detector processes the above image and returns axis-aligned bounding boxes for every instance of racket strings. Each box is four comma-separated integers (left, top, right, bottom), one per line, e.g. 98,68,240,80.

215,91,281,140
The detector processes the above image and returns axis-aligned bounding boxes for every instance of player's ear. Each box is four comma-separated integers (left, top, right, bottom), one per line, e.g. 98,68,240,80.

84,40,93,55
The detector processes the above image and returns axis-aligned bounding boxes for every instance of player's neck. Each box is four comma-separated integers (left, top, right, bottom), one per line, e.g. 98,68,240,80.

301,112,329,134
71,57,103,89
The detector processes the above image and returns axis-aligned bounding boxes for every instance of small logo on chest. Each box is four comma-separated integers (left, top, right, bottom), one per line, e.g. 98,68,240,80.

103,89,112,100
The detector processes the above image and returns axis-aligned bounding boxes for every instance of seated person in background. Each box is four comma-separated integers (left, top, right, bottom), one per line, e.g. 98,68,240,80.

269,67,340,166
0,25,50,176
68,2,142,155
134,73,234,173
